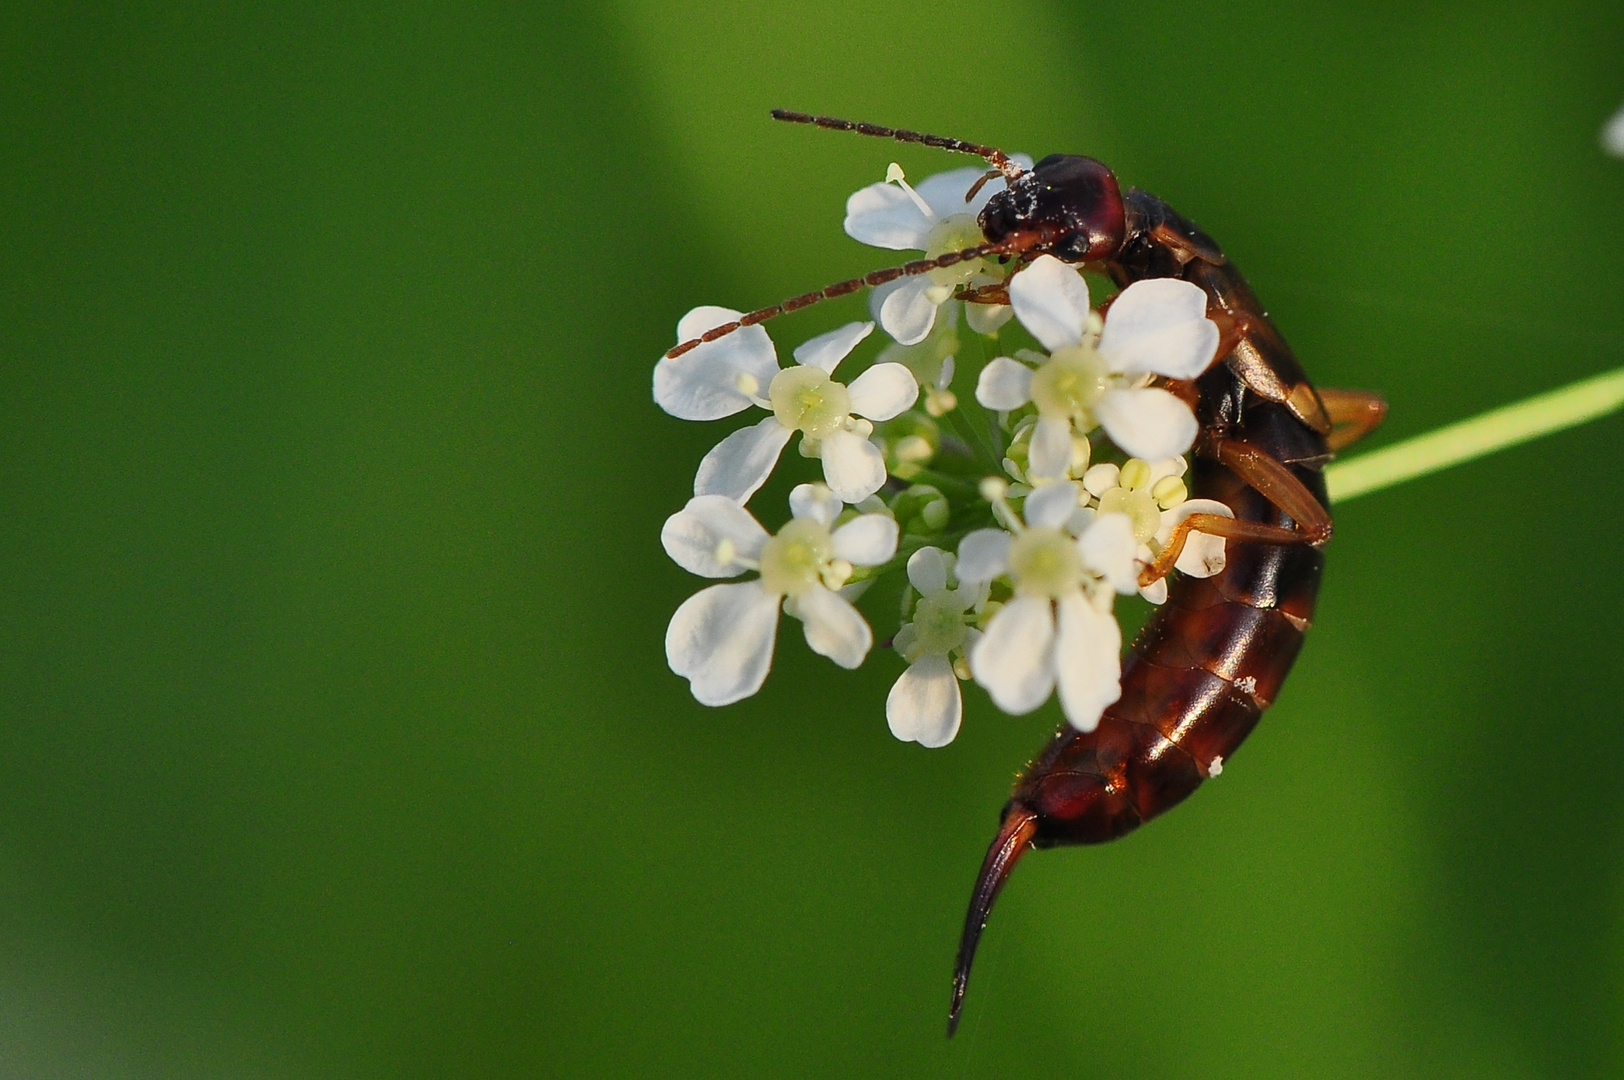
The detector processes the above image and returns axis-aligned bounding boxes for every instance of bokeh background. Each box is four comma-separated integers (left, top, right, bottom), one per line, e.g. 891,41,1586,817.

2,2,1622,1076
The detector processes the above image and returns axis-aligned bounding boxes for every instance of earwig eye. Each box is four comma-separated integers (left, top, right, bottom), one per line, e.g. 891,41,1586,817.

1054,233,1093,262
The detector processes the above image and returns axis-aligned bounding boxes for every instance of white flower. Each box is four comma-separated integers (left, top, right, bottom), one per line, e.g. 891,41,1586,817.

1604,100,1624,157
887,547,986,748
844,161,1031,345
1080,458,1236,604
662,485,899,706
958,480,1139,733
654,311,919,504
974,255,1219,472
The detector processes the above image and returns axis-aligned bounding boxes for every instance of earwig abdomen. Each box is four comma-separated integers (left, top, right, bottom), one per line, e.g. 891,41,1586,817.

951,188,1334,1030
1007,422,1326,847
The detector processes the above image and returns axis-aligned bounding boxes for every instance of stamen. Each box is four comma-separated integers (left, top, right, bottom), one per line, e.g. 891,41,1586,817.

732,371,773,409
1152,476,1188,508
823,558,854,590
886,163,937,221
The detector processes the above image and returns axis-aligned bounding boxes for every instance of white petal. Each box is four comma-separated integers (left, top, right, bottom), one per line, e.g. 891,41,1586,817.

1605,102,1624,157
975,356,1034,410
906,546,948,594
1097,387,1199,461
886,654,963,748
832,513,899,567
665,582,781,706
970,595,1056,715
844,181,934,250
873,276,940,346
1079,512,1138,594
660,495,770,577
1024,480,1081,530
1097,278,1219,378
840,579,873,604
1008,255,1091,352
1143,456,1188,490
789,482,843,526
964,302,1014,335
1055,594,1122,732
1027,415,1075,482
654,306,779,421
694,417,794,503
1165,498,1234,578
1138,577,1168,605
936,354,956,391
1081,462,1120,497
795,585,873,669
956,529,1011,584
847,362,920,421
795,320,874,374
817,430,888,503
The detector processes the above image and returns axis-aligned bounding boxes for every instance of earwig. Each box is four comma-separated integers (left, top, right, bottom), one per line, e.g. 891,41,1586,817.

706,113,1387,1036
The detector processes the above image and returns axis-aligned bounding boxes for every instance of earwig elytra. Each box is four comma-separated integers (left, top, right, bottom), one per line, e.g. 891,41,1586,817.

680,112,1386,1036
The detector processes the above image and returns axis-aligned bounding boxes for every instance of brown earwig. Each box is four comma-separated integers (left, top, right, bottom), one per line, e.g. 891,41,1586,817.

684,112,1387,1036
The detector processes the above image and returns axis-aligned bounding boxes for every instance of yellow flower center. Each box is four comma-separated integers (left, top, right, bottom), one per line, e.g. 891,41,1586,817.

1097,487,1162,544
911,592,968,655
757,517,834,599
769,366,852,440
1029,344,1108,424
924,213,988,288
1007,526,1085,599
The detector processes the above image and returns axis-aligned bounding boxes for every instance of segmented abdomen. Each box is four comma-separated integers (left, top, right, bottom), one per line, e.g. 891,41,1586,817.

1010,209,1331,849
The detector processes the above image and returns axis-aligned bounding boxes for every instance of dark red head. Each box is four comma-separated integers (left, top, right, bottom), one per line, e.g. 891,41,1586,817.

978,154,1126,264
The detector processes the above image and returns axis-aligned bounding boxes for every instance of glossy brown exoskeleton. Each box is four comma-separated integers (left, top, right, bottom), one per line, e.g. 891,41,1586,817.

667,113,1386,1036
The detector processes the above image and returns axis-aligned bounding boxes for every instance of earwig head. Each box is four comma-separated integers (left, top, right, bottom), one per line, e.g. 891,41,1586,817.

979,154,1126,264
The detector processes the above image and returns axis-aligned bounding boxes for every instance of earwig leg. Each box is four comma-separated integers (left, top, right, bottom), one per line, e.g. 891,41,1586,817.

1139,514,1314,587
1140,439,1333,588
1318,388,1388,451
956,281,1011,306
1148,223,1206,267
1210,440,1333,537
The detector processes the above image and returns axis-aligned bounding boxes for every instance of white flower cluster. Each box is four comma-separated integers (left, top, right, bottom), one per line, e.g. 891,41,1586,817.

652,163,1228,747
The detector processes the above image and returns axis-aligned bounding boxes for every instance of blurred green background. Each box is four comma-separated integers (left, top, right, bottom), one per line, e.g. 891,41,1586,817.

2,2,1622,1076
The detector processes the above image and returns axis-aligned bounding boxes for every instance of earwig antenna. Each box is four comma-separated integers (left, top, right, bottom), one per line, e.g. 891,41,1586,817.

771,109,1025,183
662,228,1054,360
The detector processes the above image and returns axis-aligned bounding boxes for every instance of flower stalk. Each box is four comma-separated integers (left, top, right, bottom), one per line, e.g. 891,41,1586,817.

1326,366,1624,503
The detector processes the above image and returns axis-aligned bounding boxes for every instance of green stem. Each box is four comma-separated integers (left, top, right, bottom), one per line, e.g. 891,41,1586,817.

943,405,999,476
1325,366,1624,503
903,468,981,497
959,328,1007,462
